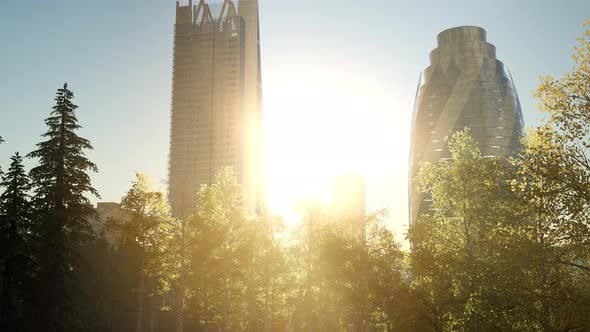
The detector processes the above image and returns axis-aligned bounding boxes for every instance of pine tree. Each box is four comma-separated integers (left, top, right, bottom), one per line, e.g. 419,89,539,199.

0,136,4,173
0,152,31,330
27,83,99,331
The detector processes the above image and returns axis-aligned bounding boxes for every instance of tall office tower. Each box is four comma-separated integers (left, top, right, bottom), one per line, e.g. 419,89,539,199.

409,26,524,226
168,0,264,219
238,0,265,213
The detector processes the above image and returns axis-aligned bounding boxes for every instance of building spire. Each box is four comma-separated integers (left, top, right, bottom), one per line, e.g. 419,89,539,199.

218,0,238,23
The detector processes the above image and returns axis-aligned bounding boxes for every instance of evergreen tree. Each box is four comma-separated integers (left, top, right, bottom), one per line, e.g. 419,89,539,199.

0,152,31,330
0,136,4,173
27,83,99,331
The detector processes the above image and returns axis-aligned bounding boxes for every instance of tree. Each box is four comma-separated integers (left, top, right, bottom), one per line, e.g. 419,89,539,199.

0,153,31,330
27,83,99,331
409,129,527,331
184,167,254,331
0,136,4,173
409,125,590,330
288,199,412,332
508,18,590,330
107,173,178,332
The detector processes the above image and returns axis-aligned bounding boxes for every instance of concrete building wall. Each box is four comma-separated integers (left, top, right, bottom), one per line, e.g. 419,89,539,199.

409,26,524,226
238,0,265,211
169,0,263,219
90,202,130,244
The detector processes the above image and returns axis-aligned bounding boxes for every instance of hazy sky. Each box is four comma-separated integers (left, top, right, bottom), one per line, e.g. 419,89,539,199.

1,0,589,241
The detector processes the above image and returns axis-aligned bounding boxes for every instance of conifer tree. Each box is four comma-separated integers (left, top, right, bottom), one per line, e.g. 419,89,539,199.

27,83,99,331
0,152,31,330
0,136,4,173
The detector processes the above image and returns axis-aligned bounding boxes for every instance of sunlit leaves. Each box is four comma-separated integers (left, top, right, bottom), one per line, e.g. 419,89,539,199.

109,172,178,292
410,129,538,330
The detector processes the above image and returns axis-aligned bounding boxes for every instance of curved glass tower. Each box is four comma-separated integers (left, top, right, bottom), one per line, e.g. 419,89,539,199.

409,26,524,226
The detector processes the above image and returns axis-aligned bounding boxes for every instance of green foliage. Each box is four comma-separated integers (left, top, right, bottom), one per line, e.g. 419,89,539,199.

409,129,523,330
115,173,177,284
288,202,412,331
406,23,590,329
6,19,590,332
411,125,590,330
107,172,179,332
26,83,99,331
508,19,590,330
184,167,272,330
0,136,4,173
0,152,32,330
0,153,31,236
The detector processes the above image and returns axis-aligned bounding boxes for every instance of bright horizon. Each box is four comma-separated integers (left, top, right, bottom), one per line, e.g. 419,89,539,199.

1,0,590,242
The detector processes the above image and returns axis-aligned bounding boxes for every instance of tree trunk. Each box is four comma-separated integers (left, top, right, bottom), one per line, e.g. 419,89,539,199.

539,233,550,331
222,247,229,332
361,215,369,332
247,254,257,330
263,265,270,332
0,264,6,330
176,219,186,332
263,217,273,332
149,281,156,332
47,217,64,332
306,213,315,332
47,107,67,332
204,282,209,331
136,266,146,332
269,281,276,332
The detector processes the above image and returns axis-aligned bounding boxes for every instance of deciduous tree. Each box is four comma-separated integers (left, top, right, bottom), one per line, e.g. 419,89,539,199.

107,173,178,332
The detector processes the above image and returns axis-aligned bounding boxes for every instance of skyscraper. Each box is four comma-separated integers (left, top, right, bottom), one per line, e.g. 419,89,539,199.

409,26,524,226
168,0,264,219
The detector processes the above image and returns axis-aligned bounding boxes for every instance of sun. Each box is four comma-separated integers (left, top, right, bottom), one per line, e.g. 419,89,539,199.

262,61,408,226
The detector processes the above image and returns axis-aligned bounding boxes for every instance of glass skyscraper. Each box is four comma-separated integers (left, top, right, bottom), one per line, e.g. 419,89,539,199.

409,26,524,226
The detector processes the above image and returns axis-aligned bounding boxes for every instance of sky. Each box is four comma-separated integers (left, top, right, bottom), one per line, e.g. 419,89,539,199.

1,0,589,242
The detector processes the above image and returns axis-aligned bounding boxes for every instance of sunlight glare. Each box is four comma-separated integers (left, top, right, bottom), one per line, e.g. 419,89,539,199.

264,61,410,226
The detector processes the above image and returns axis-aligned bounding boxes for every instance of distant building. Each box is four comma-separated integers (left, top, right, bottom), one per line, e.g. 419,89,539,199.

329,174,367,239
409,26,524,226
331,174,366,219
168,0,264,219
90,202,129,244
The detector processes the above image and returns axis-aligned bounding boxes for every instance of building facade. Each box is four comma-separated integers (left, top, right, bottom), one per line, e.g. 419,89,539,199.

168,0,264,219
89,202,130,244
409,26,524,226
